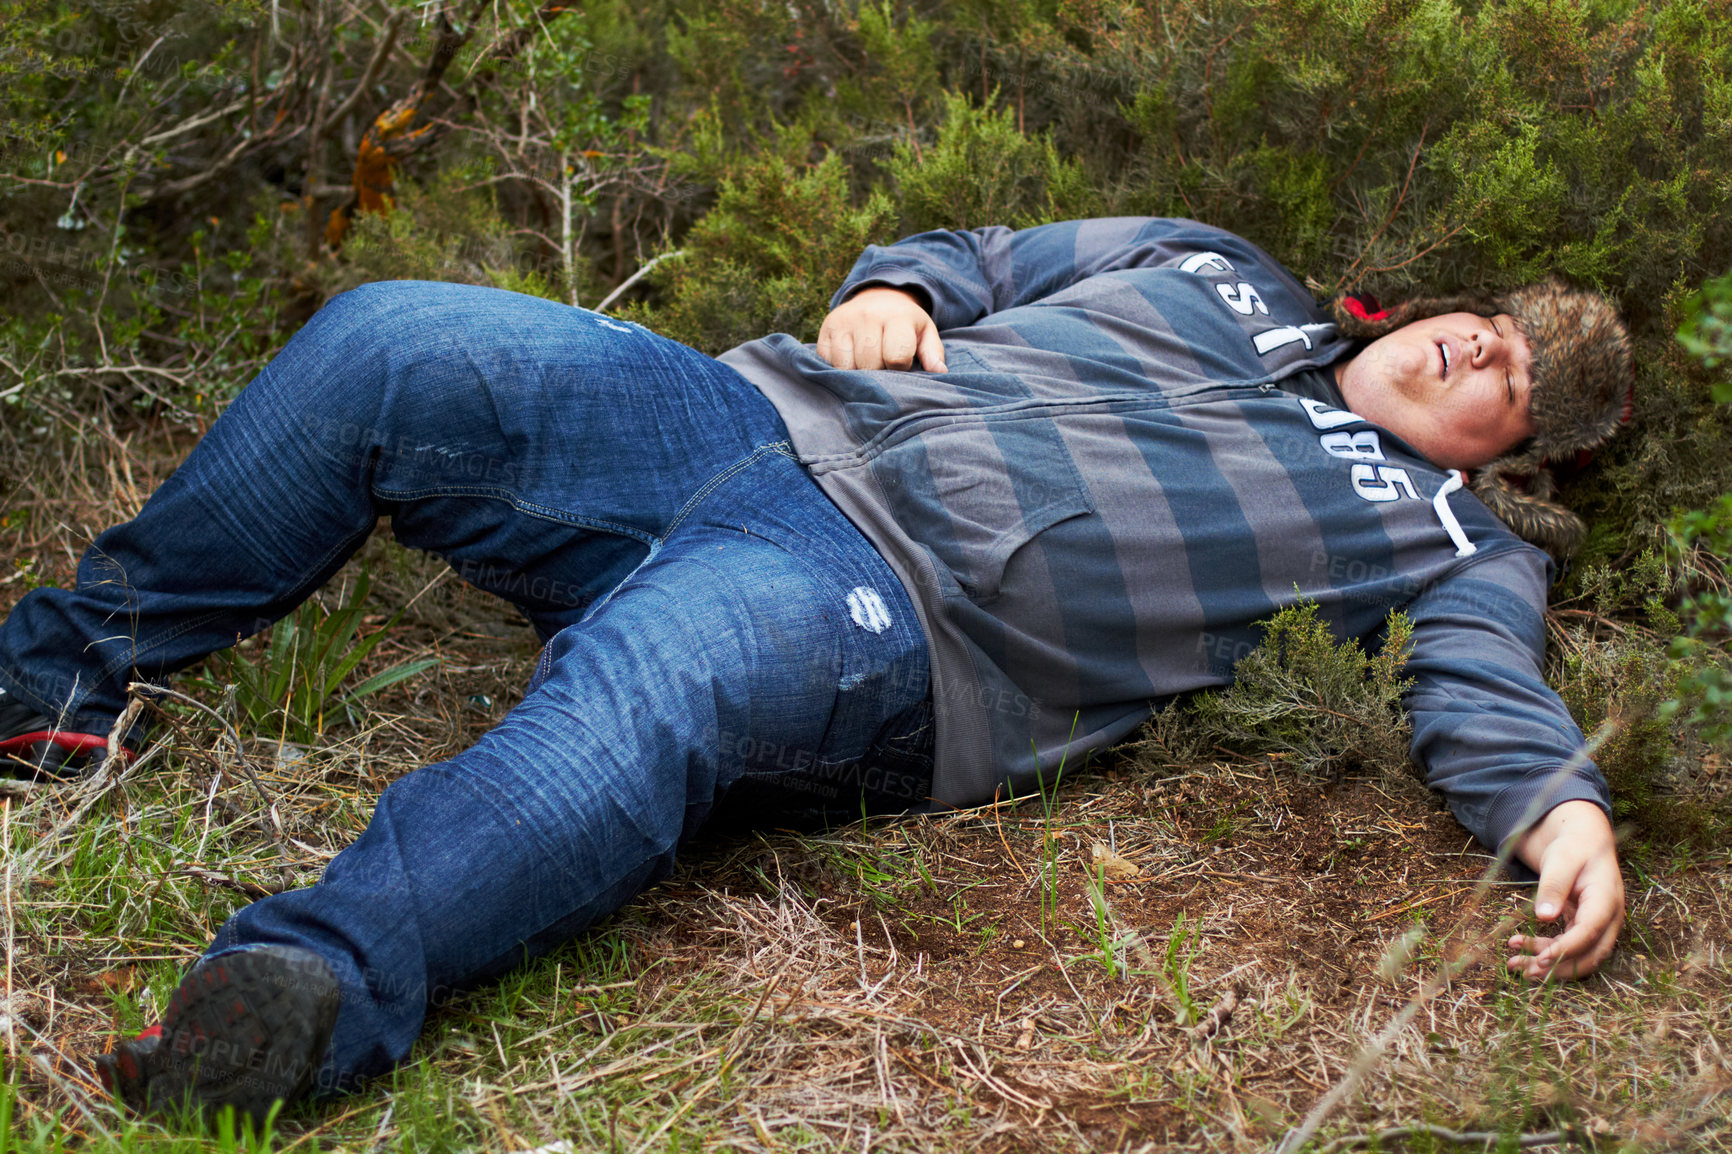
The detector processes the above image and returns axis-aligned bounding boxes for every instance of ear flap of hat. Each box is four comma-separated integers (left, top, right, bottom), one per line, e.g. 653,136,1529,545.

1470,459,1586,563
1329,292,1498,340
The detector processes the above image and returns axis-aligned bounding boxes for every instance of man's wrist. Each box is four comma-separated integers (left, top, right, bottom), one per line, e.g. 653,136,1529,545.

844,281,933,314
1513,798,1613,874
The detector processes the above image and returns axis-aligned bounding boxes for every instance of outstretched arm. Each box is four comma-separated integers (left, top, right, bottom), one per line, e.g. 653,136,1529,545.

1506,799,1624,981
1401,549,1624,982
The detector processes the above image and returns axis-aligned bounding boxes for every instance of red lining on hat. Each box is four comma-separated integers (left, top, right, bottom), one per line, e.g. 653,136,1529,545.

1342,294,1387,322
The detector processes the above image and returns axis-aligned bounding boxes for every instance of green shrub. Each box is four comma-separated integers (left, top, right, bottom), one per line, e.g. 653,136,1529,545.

189,568,439,745
887,92,1104,234
1661,272,1732,750
317,167,564,302
1142,601,1415,786
622,127,896,352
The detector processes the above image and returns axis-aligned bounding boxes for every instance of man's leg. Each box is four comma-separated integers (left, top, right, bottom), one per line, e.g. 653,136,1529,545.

0,280,786,757
121,448,932,1103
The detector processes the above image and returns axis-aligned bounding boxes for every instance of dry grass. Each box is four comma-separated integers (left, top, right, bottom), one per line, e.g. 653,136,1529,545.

1,414,1729,1152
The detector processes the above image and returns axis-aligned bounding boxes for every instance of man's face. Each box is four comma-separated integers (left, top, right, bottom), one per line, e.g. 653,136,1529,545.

1333,311,1536,470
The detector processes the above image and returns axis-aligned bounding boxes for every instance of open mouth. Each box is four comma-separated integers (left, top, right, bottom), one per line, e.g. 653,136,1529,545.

1438,341,1452,376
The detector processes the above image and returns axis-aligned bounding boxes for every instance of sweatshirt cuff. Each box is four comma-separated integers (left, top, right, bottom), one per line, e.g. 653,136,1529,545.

1486,773,1613,869
832,271,943,321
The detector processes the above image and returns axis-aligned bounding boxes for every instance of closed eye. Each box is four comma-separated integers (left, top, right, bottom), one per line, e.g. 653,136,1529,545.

1490,318,1515,404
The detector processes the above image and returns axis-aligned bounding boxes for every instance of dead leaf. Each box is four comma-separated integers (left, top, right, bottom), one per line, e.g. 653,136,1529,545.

1090,841,1140,880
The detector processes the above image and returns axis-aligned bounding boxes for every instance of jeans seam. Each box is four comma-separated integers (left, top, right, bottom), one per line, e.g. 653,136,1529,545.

369,484,661,547
89,522,372,711
661,441,795,539
527,440,798,626
90,606,231,691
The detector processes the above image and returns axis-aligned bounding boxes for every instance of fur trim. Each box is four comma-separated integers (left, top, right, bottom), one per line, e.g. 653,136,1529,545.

1470,467,1585,563
1497,277,1633,461
1328,292,1496,340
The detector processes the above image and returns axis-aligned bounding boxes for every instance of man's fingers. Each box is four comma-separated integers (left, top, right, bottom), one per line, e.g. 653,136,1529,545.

830,331,857,370
881,319,917,369
1505,916,1618,981
917,322,948,372
814,288,938,372
1531,869,1575,922
1505,885,1622,981
1505,801,1624,983
852,327,885,371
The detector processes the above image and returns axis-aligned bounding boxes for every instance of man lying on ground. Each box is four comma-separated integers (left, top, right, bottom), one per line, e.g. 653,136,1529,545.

0,217,1632,1124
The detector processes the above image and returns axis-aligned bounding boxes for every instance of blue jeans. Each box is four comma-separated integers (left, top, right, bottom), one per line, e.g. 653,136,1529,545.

0,281,933,1089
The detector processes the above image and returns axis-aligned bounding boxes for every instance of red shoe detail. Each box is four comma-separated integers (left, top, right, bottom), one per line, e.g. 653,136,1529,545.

0,729,132,763
98,1024,164,1090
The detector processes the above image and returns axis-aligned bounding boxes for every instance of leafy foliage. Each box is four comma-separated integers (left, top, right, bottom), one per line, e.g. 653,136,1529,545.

1661,272,1732,750
887,91,1104,234
618,129,897,352
1664,497,1732,748
190,569,438,745
1678,270,1732,402
1150,601,1415,785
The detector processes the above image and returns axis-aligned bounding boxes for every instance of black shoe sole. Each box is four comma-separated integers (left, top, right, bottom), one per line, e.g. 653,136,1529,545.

99,946,340,1126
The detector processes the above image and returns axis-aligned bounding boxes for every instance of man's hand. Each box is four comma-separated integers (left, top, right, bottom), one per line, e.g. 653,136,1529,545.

1506,799,1624,981
816,287,948,372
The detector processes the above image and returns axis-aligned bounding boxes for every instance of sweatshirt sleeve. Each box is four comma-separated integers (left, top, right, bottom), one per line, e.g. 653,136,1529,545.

1401,545,1612,854
832,217,1316,331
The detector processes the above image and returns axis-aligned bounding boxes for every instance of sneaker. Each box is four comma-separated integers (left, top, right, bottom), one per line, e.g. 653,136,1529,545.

0,691,128,779
97,945,341,1127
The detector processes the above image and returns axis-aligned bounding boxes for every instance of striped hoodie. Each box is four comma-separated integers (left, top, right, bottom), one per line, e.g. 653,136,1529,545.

718,217,1609,853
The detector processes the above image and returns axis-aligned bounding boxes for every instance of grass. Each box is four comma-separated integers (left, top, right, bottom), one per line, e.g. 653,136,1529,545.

2,417,1730,1153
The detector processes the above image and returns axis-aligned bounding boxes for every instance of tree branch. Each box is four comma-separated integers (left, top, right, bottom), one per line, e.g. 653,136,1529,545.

320,9,407,135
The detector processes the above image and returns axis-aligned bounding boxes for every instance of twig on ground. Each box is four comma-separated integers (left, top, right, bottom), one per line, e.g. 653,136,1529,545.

1192,988,1237,1041
11,698,152,880
130,682,293,870
1314,1124,1568,1153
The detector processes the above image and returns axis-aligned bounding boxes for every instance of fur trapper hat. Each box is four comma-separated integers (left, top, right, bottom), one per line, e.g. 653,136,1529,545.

1330,279,1634,561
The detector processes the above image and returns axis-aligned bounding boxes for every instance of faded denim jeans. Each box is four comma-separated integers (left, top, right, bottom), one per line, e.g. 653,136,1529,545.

0,281,934,1088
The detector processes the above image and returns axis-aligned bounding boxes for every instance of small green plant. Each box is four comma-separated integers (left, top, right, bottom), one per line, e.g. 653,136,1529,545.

191,569,438,745
1082,864,1126,980
1162,912,1203,1027
1030,716,1079,940
942,883,986,935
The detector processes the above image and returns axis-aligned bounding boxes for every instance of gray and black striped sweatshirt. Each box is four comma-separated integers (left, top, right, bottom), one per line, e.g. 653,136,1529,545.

719,217,1608,853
